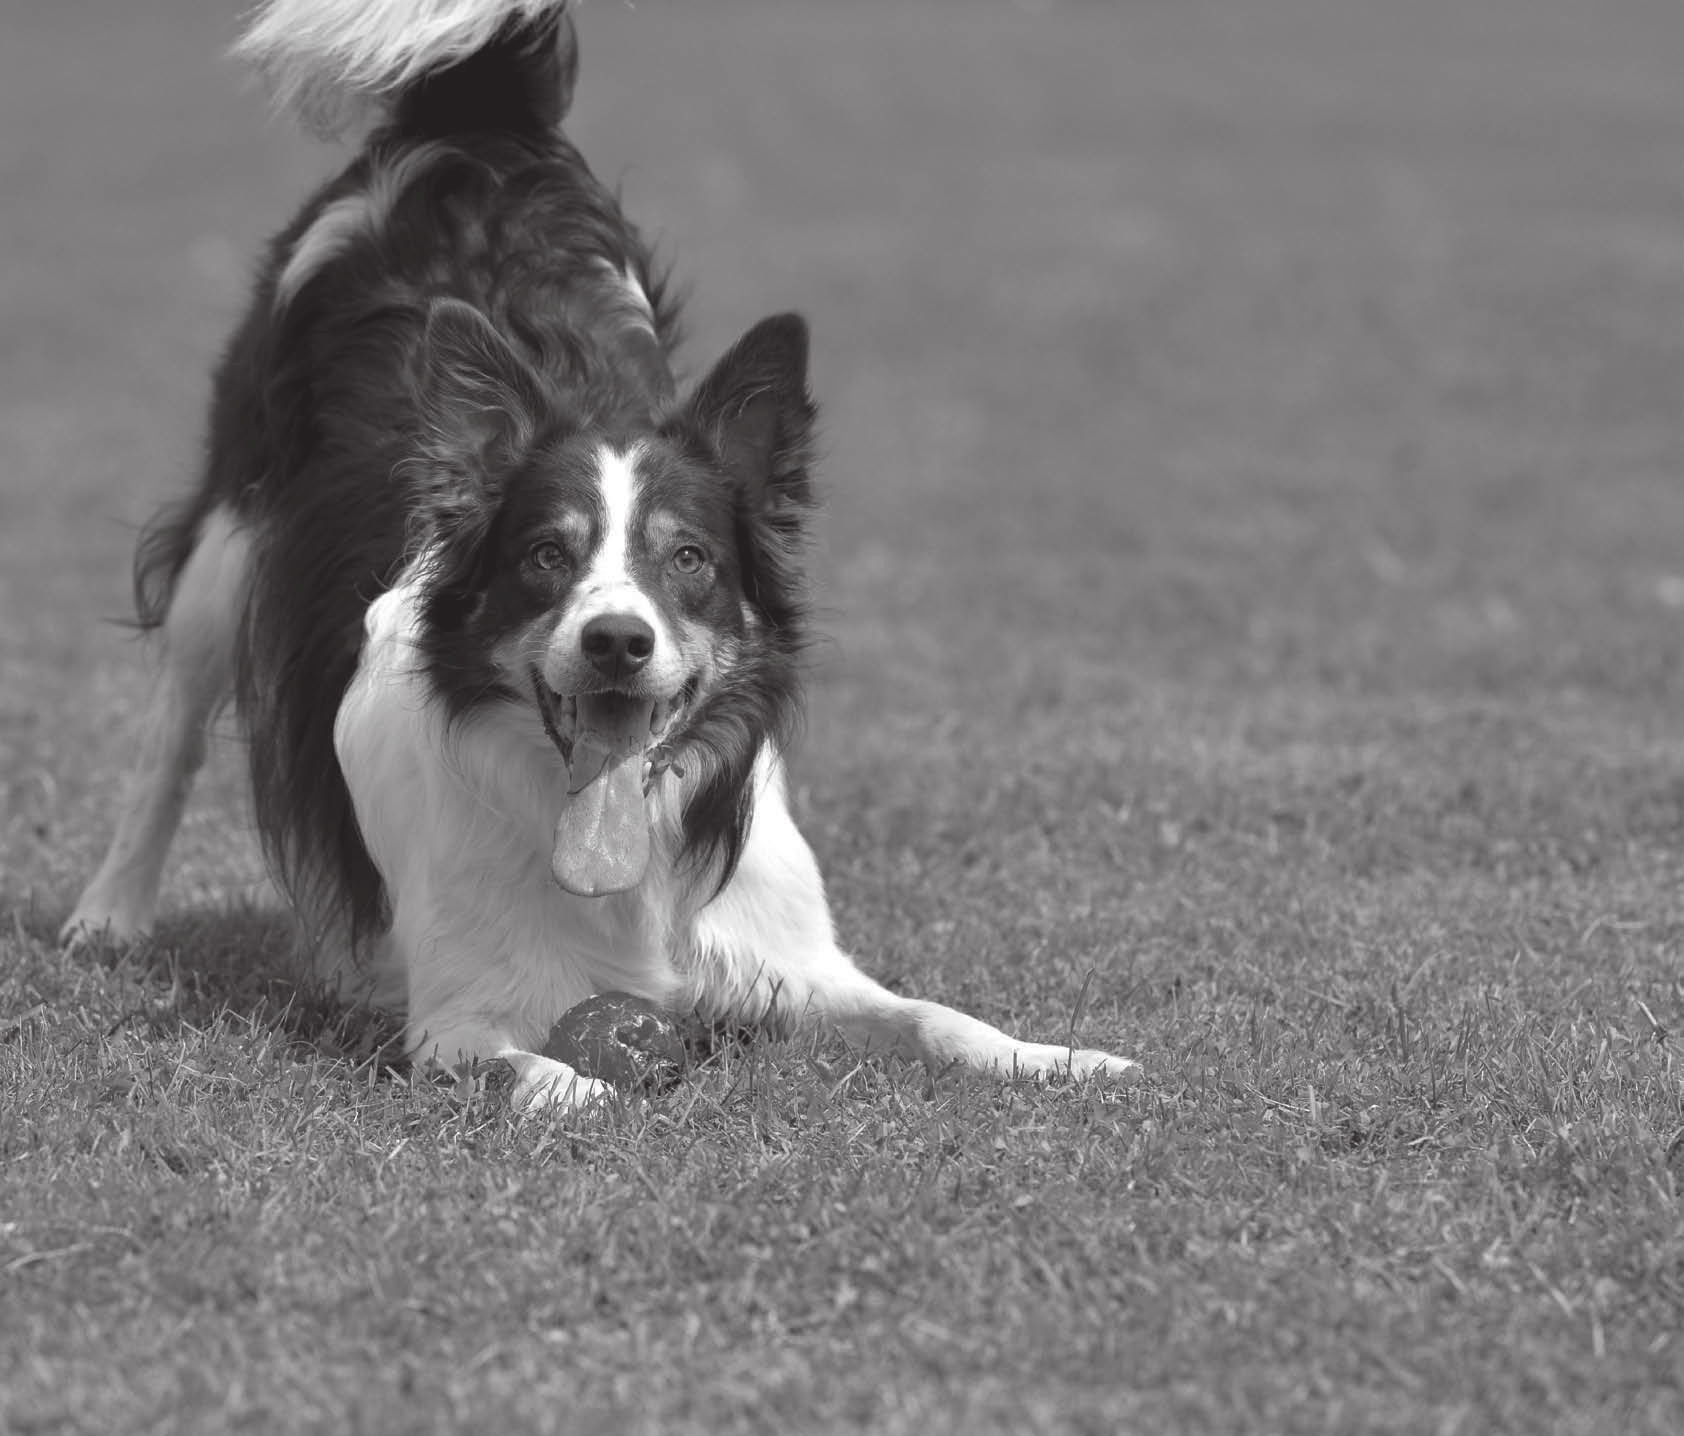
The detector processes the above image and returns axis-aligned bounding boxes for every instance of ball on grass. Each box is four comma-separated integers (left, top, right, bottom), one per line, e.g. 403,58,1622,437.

540,991,686,1093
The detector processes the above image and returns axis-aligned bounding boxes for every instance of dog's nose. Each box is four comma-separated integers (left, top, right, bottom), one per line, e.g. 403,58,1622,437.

581,613,655,678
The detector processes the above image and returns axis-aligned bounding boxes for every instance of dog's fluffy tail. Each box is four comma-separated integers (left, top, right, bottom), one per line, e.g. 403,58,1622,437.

235,0,578,137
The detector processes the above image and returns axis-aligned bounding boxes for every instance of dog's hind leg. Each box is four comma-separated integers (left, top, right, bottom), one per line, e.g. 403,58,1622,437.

683,753,1139,1083
62,506,251,947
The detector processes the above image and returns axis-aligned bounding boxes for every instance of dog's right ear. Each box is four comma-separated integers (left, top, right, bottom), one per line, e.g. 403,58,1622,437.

680,312,816,514
671,313,818,641
414,298,550,478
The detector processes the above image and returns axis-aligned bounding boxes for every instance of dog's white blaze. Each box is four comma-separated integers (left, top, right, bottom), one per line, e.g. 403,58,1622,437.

587,443,641,598
537,442,686,695
573,443,662,638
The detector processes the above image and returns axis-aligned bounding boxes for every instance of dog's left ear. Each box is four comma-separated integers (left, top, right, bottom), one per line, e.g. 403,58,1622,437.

412,301,549,628
679,312,817,515
414,298,551,479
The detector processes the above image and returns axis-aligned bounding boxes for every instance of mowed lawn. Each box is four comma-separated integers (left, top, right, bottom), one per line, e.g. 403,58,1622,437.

5,0,1684,1430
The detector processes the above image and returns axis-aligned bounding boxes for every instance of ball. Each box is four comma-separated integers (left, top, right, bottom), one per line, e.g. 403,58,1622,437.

540,991,686,1093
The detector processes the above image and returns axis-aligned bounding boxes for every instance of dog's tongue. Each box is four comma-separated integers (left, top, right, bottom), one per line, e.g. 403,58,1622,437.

551,694,654,897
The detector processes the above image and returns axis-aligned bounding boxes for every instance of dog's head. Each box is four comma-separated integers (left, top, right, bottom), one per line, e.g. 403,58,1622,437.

414,299,816,897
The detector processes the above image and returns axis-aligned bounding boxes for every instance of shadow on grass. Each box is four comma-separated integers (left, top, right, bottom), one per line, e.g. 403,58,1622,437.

13,897,408,1074
11,894,760,1082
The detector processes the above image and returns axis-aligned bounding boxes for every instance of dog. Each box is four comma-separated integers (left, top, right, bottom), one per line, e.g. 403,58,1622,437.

62,0,1137,1108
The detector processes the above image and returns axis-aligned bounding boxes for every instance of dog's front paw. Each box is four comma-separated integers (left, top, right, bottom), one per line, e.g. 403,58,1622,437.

496,1050,616,1114
1005,1041,1140,1084
1064,1047,1141,1083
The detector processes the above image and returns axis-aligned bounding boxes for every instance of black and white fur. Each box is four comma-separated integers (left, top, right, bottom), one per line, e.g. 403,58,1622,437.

63,0,1136,1108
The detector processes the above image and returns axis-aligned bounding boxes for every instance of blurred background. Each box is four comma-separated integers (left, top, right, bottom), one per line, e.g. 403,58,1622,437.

3,0,1683,964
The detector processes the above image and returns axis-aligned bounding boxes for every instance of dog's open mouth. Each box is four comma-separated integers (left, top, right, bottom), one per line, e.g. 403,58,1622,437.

533,673,690,898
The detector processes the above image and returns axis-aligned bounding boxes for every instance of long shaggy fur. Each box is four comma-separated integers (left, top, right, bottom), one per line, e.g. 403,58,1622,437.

141,7,727,945
65,0,1139,1104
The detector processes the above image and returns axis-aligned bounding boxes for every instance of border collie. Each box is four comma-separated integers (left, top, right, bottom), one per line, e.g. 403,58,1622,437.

62,0,1136,1108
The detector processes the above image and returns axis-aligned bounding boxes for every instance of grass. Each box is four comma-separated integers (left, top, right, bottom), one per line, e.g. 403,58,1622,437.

4,0,1684,1430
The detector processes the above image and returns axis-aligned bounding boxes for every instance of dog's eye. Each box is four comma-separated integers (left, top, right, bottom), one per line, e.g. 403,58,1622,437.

529,540,569,573
671,544,708,575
